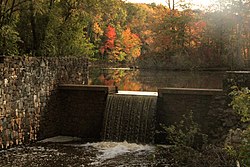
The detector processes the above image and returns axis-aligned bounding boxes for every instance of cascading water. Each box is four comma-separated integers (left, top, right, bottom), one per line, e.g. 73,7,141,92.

102,93,157,144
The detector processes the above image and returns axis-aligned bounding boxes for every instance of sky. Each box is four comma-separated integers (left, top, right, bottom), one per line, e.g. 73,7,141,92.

125,0,214,9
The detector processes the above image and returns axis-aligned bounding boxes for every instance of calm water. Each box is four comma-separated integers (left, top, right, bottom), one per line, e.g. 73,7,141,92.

88,68,225,91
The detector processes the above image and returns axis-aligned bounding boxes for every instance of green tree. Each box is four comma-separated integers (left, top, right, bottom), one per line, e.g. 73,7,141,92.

0,0,29,27
39,0,95,57
0,25,21,55
0,0,27,55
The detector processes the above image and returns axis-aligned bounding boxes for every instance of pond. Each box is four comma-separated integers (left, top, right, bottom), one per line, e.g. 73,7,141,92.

88,68,225,91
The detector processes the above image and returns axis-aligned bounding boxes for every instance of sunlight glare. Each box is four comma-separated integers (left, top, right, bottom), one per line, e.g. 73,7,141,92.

125,0,214,8
191,0,213,7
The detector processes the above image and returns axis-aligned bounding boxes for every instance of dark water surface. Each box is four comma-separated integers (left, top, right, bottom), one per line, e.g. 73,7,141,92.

0,141,235,167
88,68,225,91
0,142,158,167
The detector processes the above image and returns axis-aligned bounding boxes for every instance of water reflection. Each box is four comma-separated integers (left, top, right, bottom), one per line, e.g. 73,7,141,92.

88,68,225,91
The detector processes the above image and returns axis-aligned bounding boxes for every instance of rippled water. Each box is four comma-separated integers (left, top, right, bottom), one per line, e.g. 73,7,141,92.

0,140,235,167
0,141,166,167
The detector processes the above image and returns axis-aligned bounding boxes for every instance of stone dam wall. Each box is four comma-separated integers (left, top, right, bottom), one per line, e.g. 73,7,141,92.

0,56,88,148
156,88,241,145
58,85,117,141
0,56,249,149
57,72,248,145
155,72,249,144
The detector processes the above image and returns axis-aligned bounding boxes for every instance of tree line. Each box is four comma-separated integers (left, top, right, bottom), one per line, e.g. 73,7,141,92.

0,0,249,69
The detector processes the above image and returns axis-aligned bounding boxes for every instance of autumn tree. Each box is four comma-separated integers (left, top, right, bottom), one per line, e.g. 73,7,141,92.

124,3,167,66
1,0,249,70
121,27,142,64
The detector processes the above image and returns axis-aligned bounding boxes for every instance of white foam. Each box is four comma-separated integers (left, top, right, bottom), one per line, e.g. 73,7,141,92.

85,141,154,161
117,91,158,96
38,136,81,143
102,68,132,70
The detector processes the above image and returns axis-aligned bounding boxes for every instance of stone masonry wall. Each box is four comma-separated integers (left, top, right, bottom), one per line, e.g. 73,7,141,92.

223,71,250,94
0,56,88,149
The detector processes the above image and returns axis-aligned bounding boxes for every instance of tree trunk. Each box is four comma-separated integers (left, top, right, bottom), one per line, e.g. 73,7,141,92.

29,0,37,56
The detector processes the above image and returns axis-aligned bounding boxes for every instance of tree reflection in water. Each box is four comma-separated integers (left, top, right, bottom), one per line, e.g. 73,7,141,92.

89,68,225,91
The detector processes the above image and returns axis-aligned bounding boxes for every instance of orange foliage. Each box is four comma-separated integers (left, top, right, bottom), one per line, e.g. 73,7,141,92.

190,20,207,47
97,70,143,91
122,80,142,91
93,22,103,35
98,74,115,86
122,27,142,58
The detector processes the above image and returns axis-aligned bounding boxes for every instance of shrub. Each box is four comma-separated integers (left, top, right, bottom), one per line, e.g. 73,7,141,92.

228,86,250,167
161,112,207,149
229,86,250,122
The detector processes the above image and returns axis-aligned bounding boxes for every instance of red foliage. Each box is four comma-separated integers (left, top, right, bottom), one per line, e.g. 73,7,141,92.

102,25,117,53
195,21,207,29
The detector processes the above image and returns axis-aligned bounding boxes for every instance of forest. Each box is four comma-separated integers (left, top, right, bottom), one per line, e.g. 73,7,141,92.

0,0,249,69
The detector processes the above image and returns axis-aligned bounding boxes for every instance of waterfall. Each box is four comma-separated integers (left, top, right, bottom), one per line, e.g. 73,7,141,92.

102,94,157,144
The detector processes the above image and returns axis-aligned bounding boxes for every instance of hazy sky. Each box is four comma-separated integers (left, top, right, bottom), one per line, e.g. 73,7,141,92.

125,0,214,8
